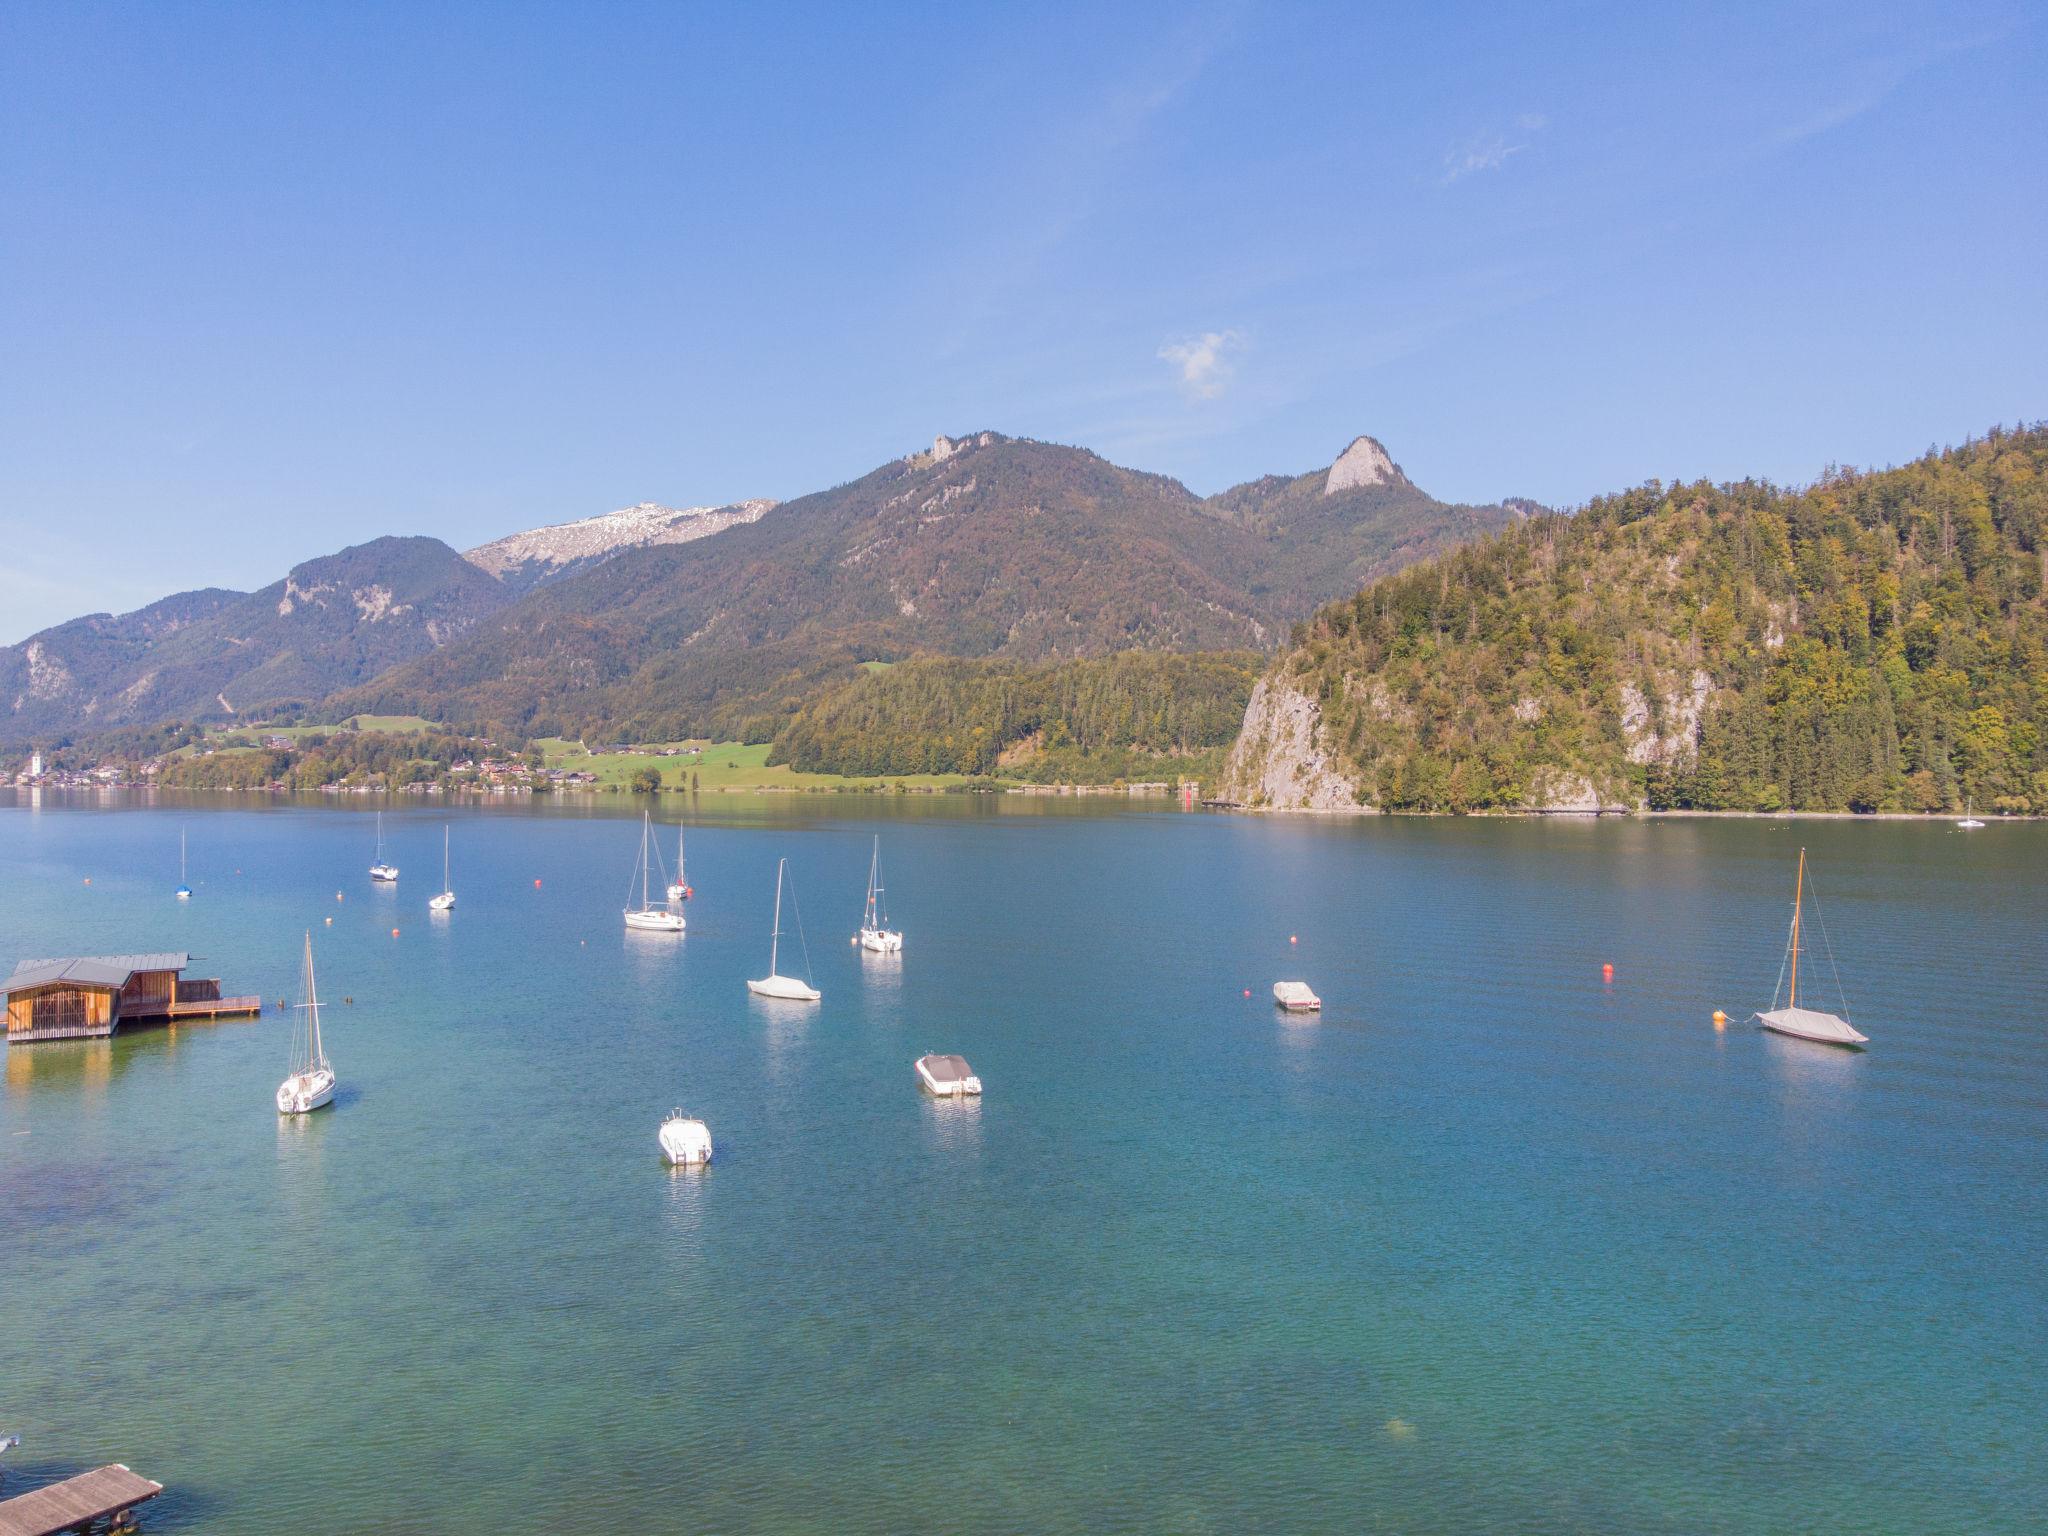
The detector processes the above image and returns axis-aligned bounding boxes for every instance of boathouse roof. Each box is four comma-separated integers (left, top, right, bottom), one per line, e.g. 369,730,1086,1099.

6,953,190,991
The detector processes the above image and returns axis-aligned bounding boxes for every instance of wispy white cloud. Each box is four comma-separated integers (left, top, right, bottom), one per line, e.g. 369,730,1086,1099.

1440,114,1548,184
1159,329,1244,398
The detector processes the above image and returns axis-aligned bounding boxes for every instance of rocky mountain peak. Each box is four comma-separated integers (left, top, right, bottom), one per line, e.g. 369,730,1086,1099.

1325,435,1400,496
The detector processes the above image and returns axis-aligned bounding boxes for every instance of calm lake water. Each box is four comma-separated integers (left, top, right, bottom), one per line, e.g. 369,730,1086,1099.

2,794,2043,1533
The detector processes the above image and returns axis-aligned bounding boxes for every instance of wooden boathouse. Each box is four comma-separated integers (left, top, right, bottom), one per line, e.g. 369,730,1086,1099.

0,1465,161,1536
4,953,259,1044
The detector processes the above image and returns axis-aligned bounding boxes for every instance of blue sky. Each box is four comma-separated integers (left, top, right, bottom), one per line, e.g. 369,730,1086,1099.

2,0,2043,640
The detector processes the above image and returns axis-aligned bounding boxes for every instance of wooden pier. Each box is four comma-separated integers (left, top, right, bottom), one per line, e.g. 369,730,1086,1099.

0,1465,161,1536
166,995,261,1021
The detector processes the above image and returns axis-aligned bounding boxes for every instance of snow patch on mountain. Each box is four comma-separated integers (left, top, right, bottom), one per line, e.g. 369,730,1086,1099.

465,499,777,587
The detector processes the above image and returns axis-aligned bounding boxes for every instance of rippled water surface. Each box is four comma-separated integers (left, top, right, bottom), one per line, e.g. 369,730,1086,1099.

3,795,2043,1532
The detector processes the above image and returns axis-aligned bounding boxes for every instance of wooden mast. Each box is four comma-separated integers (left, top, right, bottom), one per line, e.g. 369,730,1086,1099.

1789,846,1805,1009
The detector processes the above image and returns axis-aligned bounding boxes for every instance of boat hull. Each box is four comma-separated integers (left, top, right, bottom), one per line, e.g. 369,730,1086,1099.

916,1055,982,1096
625,909,685,932
747,974,820,1001
859,927,903,953
428,893,455,911
370,865,399,882
276,1068,336,1114
658,1116,713,1166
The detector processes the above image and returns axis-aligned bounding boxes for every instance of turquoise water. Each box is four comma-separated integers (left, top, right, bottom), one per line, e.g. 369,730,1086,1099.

2,796,2043,1533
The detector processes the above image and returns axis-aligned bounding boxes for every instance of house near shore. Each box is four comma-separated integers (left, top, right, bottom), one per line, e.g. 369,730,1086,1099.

4,953,259,1044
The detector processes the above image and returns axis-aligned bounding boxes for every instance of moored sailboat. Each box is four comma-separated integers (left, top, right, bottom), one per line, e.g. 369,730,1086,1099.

856,835,903,953
275,932,337,1113
1756,847,1868,1047
625,812,685,932
175,828,192,901
370,811,399,882
747,857,820,1001
666,825,691,903
428,826,455,911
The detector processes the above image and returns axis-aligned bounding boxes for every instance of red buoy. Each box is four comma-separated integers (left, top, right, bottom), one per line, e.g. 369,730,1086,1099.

534,878,542,888
391,928,400,938
1602,963,1614,982
1243,989,1252,998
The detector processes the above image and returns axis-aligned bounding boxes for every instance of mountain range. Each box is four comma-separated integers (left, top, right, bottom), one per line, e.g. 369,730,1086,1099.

1,431,1536,745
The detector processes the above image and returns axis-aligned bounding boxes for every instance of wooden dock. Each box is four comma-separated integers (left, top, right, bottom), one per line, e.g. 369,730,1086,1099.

167,995,260,1020
0,1465,161,1536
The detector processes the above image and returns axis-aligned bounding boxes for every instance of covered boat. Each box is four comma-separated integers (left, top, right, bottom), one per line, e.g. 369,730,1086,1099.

1272,980,1321,1012
915,1053,981,1096
1755,847,1868,1048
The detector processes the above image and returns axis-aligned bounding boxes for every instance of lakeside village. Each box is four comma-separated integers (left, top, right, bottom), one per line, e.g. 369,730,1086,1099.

3,736,1193,799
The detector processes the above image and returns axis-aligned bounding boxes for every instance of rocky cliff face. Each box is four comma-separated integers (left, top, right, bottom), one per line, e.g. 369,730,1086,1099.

1324,435,1401,495
1220,676,1365,811
466,499,776,593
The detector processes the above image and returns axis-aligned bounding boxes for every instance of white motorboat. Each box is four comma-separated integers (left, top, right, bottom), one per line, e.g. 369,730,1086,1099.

428,825,455,911
856,834,903,953
624,812,685,932
1755,847,1868,1047
666,824,691,902
747,857,820,1001
1273,980,1321,1012
658,1111,713,1166
1957,798,1985,829
175,827,192,901
370,810,399,881
916,1053,981,1096
276,932,337,1113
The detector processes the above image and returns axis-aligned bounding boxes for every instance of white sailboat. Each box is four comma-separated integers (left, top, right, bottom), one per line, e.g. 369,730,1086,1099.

428,825,455,911
747,857,820,1001
1957,798,1985,830
370,810,399,881
276,932,337,1113
856,835,902,953
625,812,685,932
1756,847,1868,1047
175,827,192,901
666,824,691,902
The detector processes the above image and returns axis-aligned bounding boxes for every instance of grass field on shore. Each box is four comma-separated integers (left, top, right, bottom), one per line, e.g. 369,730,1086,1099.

534,738,998,793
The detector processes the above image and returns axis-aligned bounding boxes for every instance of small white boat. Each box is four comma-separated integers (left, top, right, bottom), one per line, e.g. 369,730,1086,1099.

175,827,192,901
666,824,691,902
624,812,684,932
916,1053,981,1096
1957,799,1985,830
1273,981,1321,1012
1755,848,1868,1047
369,810,399,881
856,835,903,953
747,857,820,1001
658,1111,713,1166
428,825,455,911
276,932,337,1114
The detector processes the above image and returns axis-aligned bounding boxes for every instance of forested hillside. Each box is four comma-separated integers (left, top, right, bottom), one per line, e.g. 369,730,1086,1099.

1227,425,2047,814
769,652,1259,781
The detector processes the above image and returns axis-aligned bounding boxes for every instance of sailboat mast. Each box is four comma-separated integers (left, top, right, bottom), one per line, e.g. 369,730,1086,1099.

303,932,325,1069
866,837,879,927
443,825,450,891
641,815,651,910
180,828,186,883
1789,847,1805,1008
770,858,784,976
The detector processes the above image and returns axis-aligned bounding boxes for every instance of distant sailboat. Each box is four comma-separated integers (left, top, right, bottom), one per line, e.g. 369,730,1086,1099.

625,812,685,932
856,835,902,953
175,827,192,901
666,824,691,903
747,857,820,1001
428,826,455,911
1957,798,1985,830
370,811,399,881
276,932,337,1113
1756,847,1868,1047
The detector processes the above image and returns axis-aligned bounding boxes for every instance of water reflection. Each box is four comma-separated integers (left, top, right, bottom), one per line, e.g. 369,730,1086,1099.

857,947,905,997
750,996,814,1081
921,1093,983,1156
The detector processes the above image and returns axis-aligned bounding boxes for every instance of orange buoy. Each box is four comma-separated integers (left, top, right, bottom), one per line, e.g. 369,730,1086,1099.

1712,1009,1727,1030
1602,963,1614,982
1289,935,1298,945
1243,989,1251,998
534,878,542,889
391,927,400,938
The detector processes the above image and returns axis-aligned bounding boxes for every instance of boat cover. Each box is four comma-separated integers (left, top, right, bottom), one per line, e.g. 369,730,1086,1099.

1757,1006,1868,1045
